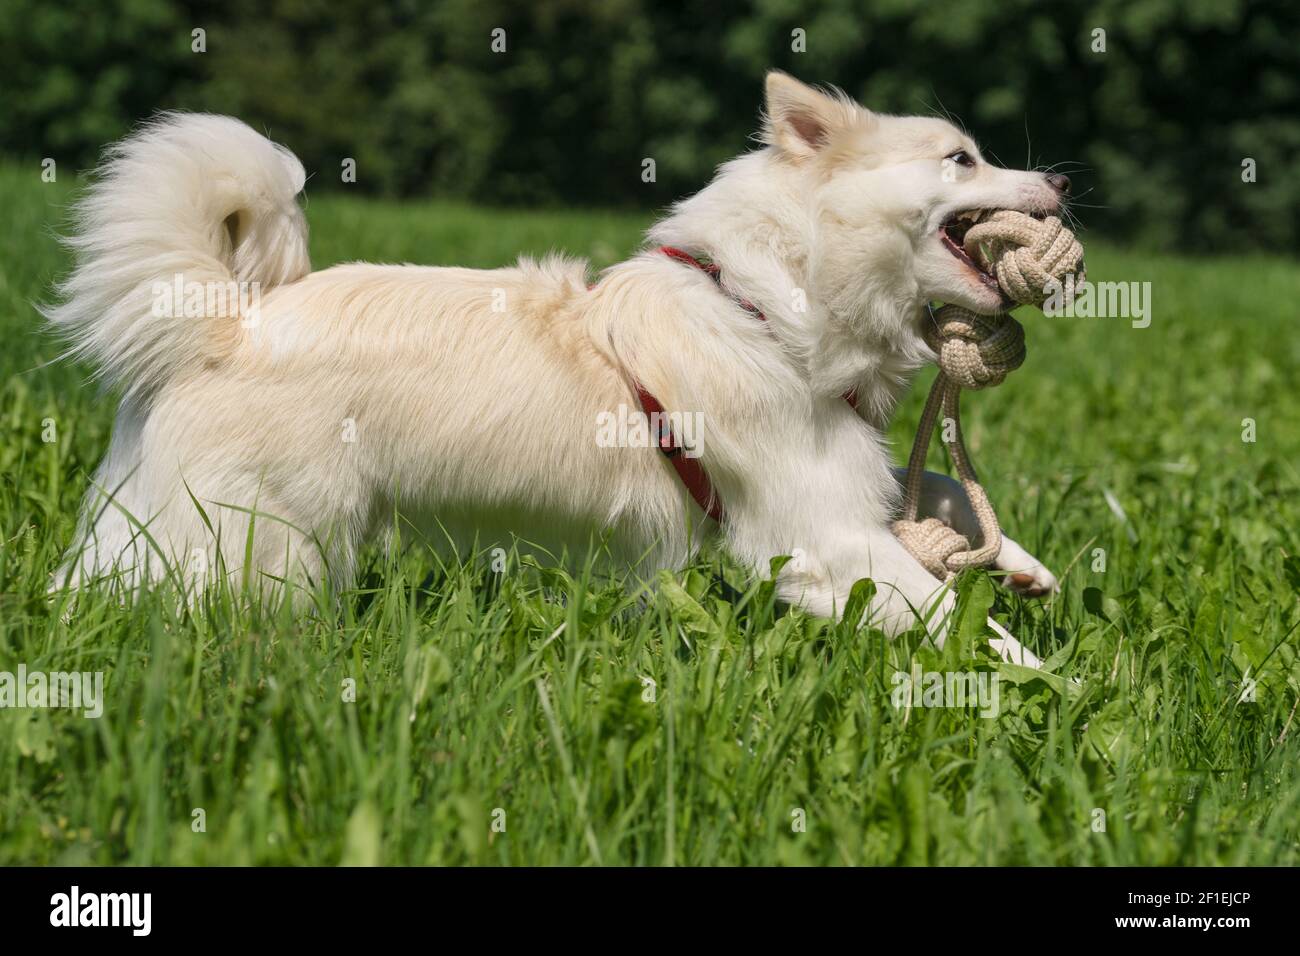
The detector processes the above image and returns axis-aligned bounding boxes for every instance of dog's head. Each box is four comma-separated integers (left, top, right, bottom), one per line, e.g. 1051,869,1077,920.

761,72,1070,318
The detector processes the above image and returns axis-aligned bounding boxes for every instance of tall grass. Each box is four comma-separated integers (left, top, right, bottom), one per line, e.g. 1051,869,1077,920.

2,165,1299,864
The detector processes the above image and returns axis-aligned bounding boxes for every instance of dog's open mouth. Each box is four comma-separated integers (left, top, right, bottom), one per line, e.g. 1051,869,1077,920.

939,209,1000,293
939,208,1050,298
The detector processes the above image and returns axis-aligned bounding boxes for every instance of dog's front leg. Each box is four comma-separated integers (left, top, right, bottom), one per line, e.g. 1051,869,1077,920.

890,467,1059,598
757,521,1041,668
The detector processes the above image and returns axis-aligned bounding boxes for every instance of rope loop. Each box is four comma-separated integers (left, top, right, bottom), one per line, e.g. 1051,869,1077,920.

891,517,973,580
925,306,1026,391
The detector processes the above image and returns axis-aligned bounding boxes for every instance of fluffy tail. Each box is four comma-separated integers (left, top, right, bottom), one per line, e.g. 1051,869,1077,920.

44,112,311,396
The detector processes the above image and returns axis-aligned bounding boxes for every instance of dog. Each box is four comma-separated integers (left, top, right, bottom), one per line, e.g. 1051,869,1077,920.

47,72,1066,666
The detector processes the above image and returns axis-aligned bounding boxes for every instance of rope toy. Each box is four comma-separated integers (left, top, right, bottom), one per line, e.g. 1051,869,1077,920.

892,211,1084,579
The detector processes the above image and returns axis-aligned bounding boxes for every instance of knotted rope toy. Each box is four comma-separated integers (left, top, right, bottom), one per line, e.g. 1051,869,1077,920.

892,211,1084,579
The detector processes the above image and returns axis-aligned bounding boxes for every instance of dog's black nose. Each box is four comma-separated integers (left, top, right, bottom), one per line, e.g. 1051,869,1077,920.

1046,173,1071,194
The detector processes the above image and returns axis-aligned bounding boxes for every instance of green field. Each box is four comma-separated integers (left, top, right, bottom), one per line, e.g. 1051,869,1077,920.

2,164,1300,865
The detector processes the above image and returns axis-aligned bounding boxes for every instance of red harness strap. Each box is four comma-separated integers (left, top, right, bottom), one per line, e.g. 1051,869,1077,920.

633,379,724,522
633,246,860,523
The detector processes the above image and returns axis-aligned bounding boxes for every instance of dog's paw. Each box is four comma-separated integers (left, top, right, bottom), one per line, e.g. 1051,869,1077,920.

1001,565,1058,599
994,535,1059,599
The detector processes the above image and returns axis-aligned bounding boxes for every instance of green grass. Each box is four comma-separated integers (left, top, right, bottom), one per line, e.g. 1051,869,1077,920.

2,163,1300,866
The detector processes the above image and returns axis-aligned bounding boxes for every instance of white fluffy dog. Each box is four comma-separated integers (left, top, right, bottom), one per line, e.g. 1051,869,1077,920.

48,73,1067,665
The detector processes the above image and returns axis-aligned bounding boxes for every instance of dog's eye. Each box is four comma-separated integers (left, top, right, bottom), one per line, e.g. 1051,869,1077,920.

946,150,975,168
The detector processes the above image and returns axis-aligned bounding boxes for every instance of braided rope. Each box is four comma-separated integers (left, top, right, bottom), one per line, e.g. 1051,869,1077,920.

892,211,1084,579
966,211,1085,307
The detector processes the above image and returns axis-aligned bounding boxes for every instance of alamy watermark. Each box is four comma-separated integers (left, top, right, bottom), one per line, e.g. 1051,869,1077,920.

50,886,150,935
151,274,262,328
595,404,705,458
892,667,1000,718
0,664,104,718
1042,275,1151,328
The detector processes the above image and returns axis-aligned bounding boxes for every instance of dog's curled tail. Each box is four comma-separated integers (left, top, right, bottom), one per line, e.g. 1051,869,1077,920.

43,112,310,397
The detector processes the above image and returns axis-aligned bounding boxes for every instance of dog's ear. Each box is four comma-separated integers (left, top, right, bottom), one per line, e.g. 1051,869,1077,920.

763,71,857,160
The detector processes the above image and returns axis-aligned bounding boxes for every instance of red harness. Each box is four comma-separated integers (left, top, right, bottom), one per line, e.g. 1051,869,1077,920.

631,246,860,524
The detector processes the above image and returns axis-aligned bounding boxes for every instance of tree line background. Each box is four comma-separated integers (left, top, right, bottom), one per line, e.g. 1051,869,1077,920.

2,0,1296,251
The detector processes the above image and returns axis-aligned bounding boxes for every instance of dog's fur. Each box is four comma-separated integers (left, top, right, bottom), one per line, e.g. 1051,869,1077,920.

47,73,1065,664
